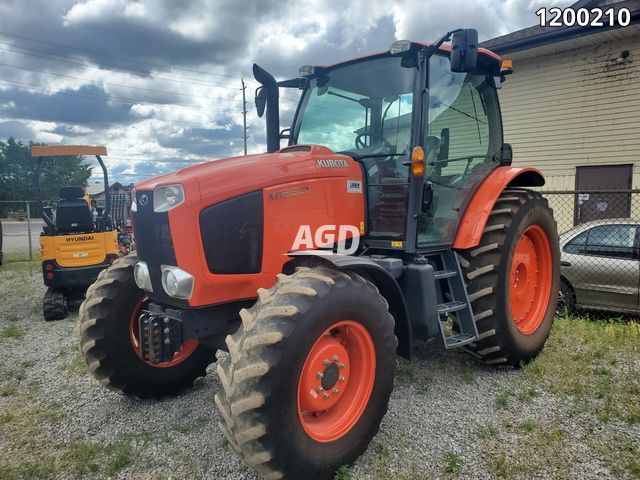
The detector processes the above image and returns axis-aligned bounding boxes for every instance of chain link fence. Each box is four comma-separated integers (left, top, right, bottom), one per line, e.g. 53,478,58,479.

1,190,638,318
0,201,40,263
543,189,640,319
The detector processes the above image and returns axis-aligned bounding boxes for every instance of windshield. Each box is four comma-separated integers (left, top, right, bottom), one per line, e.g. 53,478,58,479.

293,56,416,156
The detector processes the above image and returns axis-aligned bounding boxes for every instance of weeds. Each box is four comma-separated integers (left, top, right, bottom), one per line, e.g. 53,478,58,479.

1,324,22,339
444,452,462,474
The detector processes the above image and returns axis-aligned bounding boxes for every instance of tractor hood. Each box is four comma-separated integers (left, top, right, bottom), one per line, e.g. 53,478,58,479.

135,145,360,207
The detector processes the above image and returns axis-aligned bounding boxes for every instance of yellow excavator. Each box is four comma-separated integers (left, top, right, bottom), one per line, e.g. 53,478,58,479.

32,145,119,320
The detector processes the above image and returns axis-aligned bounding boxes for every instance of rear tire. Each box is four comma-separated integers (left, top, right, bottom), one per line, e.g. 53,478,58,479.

215,266,397,480
43,287,68,321
458,189,560,366
78,253,215,398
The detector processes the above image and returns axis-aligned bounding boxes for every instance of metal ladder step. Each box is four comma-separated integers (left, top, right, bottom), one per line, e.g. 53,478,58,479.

437,301,467,315
431,250,480,350
444,333,476,348
434,269,457,280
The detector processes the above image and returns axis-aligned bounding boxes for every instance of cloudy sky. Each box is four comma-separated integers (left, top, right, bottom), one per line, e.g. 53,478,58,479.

0,0,572,185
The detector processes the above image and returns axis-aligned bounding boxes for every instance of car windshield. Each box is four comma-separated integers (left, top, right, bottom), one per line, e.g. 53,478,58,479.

292,56,416,156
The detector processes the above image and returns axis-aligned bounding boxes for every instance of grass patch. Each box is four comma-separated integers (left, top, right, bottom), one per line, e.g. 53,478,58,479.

1,324,22,339
60,351,88,378
482,316,640,479
494,389,515,409
444,452,462,474
518,317,640,424
476,425,497,440
519,420,536,432
0,385,16,397
173,416,208,434
395,360,430,392
334,465,353,480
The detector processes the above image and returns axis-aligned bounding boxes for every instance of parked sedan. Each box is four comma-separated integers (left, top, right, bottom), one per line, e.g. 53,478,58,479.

558,219,640,315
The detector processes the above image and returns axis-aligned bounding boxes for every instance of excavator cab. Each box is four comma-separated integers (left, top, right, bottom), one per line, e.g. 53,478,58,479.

32,146,119,320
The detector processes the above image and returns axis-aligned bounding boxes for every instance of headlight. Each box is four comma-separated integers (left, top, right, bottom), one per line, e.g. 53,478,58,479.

160,265,193,299
154,184,184,212
133,261,153,292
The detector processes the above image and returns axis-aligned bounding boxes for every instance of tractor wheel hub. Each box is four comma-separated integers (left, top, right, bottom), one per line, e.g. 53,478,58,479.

299,335,350,413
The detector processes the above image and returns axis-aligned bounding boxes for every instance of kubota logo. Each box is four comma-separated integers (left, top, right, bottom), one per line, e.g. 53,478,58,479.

316,159,349,169
290,225,360,255
65,235,94,242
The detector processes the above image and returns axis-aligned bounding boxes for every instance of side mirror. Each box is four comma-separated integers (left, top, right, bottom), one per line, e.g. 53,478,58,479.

498,143,513,166
255,87,266,118
450,29,478,73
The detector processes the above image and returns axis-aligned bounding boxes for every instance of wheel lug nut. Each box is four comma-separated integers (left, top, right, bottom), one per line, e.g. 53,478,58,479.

323,359,330,366
317,386,323,392
332,355,339,361
333,388,339,394
339,363,345,369
316,372,324,379
323,393,330,399
339,376,345,382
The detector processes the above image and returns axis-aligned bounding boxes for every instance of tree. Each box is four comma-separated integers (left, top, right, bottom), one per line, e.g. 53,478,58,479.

0,137,92,205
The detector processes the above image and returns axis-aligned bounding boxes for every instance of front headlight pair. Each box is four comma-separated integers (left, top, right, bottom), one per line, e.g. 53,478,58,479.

131,185,184,213
134,261,194,300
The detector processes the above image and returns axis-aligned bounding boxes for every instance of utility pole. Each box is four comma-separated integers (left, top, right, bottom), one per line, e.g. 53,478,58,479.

241,78,248,155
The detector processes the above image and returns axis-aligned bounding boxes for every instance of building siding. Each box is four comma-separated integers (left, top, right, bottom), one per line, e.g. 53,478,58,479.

500,33,640,181
498,31,640,231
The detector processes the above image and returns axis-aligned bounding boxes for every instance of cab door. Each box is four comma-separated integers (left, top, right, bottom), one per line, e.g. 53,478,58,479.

417,55,502,248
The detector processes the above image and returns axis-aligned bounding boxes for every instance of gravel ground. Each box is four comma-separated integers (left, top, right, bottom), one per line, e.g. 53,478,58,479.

1,263,639,479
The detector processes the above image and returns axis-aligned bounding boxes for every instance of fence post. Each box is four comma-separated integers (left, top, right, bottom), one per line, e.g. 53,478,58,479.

26,201,33,261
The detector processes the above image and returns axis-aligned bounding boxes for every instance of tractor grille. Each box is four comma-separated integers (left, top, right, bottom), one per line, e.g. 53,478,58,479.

132,190,186,306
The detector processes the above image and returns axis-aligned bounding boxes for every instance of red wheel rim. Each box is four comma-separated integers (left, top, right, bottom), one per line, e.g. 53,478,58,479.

129,297,199,368
510,225,553,335
297,320,376,442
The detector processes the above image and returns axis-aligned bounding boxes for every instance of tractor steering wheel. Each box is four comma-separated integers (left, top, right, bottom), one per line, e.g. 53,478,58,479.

355,132,394,151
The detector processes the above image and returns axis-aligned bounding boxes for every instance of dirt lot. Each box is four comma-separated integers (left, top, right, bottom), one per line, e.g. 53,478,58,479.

1,261,639,479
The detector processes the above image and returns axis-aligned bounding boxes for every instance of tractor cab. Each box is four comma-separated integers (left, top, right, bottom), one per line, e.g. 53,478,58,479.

268,29,508,253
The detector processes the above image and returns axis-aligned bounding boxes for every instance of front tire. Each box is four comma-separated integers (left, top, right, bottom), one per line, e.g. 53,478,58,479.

79,253,215,398
458,189,560,366
215,266,397,480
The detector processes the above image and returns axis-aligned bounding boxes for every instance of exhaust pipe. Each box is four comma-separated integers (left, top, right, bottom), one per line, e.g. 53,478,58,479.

253,63,280,153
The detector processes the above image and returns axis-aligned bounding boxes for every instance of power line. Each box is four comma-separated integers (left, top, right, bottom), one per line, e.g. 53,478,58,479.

0,41,242,90
0,59,241,102
0,31,242,81
0,39,303,104
0,79,238,115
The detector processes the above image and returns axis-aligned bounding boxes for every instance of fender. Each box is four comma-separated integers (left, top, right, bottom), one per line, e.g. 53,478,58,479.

453,166,545,250
287,252,412,359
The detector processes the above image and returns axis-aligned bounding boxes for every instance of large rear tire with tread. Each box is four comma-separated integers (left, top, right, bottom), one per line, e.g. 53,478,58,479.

43,287,68,321
215,266,397,480
78,253,215,398
458,189,560,366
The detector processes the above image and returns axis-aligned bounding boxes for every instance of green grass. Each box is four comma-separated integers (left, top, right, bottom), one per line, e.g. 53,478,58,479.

444,452,462,474
0,259,41,272
1,324,22,339
334,465,353,480
173,416,208,434
482,315,640,479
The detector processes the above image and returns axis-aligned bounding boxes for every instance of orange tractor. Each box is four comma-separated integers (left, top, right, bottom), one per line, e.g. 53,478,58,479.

79,29,559,479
